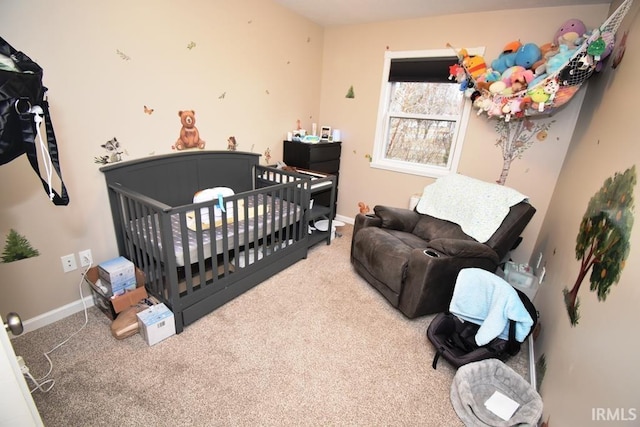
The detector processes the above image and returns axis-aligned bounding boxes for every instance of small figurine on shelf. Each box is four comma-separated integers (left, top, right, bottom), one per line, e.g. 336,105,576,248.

227,136,237,151
291,119,307,141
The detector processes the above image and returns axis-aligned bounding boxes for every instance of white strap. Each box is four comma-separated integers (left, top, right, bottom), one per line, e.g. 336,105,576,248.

30,105,54,200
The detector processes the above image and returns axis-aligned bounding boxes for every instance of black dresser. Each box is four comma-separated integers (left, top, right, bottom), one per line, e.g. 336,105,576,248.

283,140,341,212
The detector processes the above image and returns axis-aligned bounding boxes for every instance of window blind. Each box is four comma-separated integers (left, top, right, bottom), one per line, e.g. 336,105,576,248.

388,57,458,83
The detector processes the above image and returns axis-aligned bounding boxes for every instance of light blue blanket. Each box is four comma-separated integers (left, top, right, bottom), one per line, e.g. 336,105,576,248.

449,268,534,346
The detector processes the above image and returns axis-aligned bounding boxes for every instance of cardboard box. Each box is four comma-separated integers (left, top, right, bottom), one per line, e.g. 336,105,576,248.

136,303,176,346
90,289,117,320
98,256,136,294
86,266,148,320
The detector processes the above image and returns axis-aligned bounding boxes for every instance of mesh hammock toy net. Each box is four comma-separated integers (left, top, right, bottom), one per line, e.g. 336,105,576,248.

451,0,633,122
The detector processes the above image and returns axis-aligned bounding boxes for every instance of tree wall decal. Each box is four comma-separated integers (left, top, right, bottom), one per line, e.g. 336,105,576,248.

494,118,555,185
564,166,636,326
2,229,40,263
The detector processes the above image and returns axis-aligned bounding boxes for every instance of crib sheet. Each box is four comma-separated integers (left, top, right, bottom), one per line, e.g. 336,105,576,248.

131,195,301,267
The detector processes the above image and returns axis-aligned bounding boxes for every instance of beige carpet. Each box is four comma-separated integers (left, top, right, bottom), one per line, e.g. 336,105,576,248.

12,225,529,426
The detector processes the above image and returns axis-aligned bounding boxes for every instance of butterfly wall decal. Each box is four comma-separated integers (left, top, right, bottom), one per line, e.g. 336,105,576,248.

116,49,131,61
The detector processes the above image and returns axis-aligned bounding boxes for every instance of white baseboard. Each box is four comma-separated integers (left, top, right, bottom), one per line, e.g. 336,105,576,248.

529,335,537,391
17,296,95,336
335,214,354,225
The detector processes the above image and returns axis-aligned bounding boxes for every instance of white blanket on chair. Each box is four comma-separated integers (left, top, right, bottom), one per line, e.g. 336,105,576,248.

415,174,528,243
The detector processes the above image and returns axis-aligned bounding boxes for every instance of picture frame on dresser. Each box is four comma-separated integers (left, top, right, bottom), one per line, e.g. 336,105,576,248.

320,126,331,141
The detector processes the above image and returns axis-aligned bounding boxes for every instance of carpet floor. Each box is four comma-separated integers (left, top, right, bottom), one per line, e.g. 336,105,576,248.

12,225,529,426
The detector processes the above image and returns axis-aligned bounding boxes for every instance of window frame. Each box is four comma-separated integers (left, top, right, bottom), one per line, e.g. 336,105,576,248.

371,48,484,178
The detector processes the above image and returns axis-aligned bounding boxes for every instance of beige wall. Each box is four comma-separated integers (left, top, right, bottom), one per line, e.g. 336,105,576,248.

319,5,608,263
0,0,324,320
532,1,640,424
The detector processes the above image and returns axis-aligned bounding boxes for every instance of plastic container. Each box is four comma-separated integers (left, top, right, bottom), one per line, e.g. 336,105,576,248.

504,261,538,301
314,219,345,241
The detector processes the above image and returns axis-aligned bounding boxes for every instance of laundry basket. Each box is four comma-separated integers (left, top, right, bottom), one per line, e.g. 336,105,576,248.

450,358,542,426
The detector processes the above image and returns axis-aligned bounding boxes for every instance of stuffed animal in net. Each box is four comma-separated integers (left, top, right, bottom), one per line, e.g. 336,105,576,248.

491,40,521,74
451,0,633,120
554,18,588,47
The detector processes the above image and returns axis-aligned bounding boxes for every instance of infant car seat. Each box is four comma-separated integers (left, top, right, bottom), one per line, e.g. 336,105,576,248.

427,268,537,369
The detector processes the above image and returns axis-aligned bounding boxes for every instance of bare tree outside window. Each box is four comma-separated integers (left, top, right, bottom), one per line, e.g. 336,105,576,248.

385,82,463,167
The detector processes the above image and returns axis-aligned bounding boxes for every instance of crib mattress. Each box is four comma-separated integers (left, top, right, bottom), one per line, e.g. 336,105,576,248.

131,195,301,267
185,200,265,231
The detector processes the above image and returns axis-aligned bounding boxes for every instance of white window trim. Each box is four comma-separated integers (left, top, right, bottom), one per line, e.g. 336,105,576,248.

371,48,485,178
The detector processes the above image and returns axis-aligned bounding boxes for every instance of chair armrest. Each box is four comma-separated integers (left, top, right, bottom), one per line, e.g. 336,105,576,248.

397,243,501,317
427,238,500,263
353,213,382,236
351,213,383,262
373,205,420,232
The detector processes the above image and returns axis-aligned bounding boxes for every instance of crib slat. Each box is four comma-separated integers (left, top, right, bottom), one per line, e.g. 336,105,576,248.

208,207,222,282
240,197,250,269
252,193,261,263
178,212,194,295
118,193,137,263
220,205,232,276
135,202,155,275
192,206,208,292
147,207,165,298
158,210,179,305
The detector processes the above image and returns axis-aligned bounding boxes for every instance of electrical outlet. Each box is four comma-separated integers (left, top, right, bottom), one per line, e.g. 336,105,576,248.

79,249,93,267
61,254,77,273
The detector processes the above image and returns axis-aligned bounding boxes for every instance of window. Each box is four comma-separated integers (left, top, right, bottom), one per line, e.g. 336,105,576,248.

371,48,483,178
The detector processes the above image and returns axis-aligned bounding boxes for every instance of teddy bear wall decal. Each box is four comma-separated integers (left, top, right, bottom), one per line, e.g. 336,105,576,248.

173,110,205,150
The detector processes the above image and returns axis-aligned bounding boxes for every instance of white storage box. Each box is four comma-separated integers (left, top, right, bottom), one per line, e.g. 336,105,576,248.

98,256,136,295
136,303,176,346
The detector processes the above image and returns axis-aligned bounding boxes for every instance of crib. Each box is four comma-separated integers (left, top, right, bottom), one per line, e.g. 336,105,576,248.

100,151,319,333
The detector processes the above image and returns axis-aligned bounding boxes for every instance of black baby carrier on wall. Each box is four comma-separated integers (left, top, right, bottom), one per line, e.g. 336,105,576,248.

427,268,537,369
0,36,69,205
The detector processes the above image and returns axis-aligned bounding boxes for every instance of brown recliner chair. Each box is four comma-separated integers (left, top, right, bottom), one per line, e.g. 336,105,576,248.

350,201,535,319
